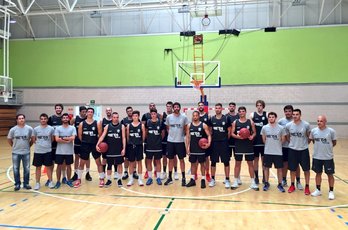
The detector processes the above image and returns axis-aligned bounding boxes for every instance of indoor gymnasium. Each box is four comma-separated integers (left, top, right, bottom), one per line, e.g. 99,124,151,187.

0,0,348,229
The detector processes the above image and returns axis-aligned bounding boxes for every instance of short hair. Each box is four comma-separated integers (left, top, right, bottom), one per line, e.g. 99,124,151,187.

215,103,222,107
255,100,265,108
238,106,247,112
61,113,70,118
126,106,133,111
79,106,87,112
132,110,140,116
150,109,158,114
166,101,173,106
55,103,64,110
16,114,25,120
112,112,119,116
192,110,200,116
283,105,293,111
173,102,181,108
229,102,236,106
198,102,204,106
293,109,302,115
87,107,95,113
268,112,277,118
40,113,48,119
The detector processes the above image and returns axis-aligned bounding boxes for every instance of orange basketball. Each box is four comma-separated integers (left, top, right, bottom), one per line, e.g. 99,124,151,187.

198,138,209,148
98,142,108,153
239,128,250,139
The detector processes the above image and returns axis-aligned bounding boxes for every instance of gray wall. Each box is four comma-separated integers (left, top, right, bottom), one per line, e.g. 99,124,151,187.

18,83,348,138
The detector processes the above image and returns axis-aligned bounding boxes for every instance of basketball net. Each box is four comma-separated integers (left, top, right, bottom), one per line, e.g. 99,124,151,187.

191,80,205,97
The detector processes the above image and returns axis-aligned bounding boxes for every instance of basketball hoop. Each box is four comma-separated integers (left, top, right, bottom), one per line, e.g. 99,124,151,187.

191,79,203,91
2,91,9,103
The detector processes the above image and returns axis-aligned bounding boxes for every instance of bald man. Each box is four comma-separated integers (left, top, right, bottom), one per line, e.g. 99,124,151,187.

309,115,337,200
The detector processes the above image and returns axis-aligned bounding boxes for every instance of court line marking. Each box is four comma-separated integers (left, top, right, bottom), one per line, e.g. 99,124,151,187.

6,165,348,213
154,198,174,230
0,224,70,230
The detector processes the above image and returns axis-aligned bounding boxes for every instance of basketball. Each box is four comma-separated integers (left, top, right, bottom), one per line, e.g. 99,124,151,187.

239,128,250,139
198,138,209,148
98,142,108,153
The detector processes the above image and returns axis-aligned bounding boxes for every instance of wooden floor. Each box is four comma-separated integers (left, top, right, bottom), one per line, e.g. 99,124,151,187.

0,136,347,230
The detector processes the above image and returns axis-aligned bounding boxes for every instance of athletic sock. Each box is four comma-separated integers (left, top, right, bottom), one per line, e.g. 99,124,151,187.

163,166,167,172
181,172,185,179
329,187,334,191
291,182,295,186
77,169,83,179
212,176,215,180
156,172,160,178
278,183,282,186
191,174,195,179
296,177,300,182
148,171,153,178
254,170,259,178
114,165,117,171
102,165,106,173
74,169,78,174
226,177,230,181
174,167,178,172
202,175,206,180
316,185,321,190
86,168,90,173
62,170,67,178
169,171,172,179
107,175,111,180
282,177,286,181
305,184,309,188
99,172,105,179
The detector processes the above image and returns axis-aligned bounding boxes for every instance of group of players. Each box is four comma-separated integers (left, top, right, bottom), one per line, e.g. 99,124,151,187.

7,100,337,200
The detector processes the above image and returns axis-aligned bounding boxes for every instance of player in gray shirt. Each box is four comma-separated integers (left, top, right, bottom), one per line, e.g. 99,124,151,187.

7,114,34,191
33,113,55,190
54,113,76,188
261,112,286,192
285,109,311,195
164,102,189,186
309,115,337,200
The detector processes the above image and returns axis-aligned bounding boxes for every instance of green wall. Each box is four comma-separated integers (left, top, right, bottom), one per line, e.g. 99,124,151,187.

9,26,348,87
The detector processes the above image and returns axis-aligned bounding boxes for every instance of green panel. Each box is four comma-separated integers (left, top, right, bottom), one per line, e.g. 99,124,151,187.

9,26,348,87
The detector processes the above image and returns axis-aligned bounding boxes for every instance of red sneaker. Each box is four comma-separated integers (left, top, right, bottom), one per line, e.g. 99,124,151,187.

73,179,81,188
144,171,149,179
304,186,310,195
206,173,211,182
288,185,295,193
99,179,105,188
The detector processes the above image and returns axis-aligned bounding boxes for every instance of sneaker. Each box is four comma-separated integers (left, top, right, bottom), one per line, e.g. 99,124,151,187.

127,179,134,187
105,180,112,187
138,178,144,186
71,173,78,181
201,179,206,189
277,184,285,193
296,181,304,190
144,171,149,179
62,177,67,184
122,171,129,180
45,180,50,187
311,189,322,197
225,180,231,189
34,183,40,190
133,172,139,180
54,182,61,189
328,191,335,200
146,178,153,186
281,179,288,187
117,179,123,187
164,178,173,186
255,177,259,185
288,184,296,193
181,178,186,187
99,179,105,188
262,177,266,185
263,182,270,191
250,181,259,191
209,179,216,187
186,178,196,187
304,186,310,195
73,179,81,188
231,180,239,190
66,180,74,187
160,172,167,180
48,181,55,189
23,184,32,190
174,172,179,180
237,177,242,185
85,172,92,181
156,177,162,185
14,185,20,191
206,173,211,182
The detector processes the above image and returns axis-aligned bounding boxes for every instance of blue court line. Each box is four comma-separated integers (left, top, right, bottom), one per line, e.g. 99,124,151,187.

0,209,3,212
345,222,348,226
10,203,16,207
22,198,28,202
0,224,70,230
331,208,336,212
337,215,343,219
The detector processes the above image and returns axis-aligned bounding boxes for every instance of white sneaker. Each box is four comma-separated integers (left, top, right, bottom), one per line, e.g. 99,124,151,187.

311,189,322,197
296,181,304,190
160,172,167,180
225,180,231,189
138,178,144,186
114,172,118,179
127,179,134,187
48,181,55,189
237,177,242,185
174,172,179,180
209,179,216,187
328,191,335,200
34,182,40,190
250,179,259,190
231,180,239,189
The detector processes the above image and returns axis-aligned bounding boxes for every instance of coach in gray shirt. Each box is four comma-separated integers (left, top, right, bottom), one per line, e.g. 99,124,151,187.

7,114,34,191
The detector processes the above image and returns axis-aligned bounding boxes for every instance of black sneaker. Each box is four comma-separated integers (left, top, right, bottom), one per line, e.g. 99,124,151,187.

181,178,186,187
23,184,32,190
85,172,92,181
164,178,173,186
14,185,20,191
122,171,129,180
255,177,259,185
186,178,196,187
117,179,123,187
71,173,78,181
201,179,206,189
105,180,112,187
133,172,139,180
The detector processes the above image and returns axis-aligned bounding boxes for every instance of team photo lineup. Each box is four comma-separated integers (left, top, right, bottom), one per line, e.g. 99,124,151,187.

7,100,337,199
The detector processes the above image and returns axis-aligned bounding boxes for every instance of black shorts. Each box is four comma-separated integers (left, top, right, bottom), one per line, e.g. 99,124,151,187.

210,141,230,164
162,143,167,156
254,146,264,157
234,154,254,161
282,147,289,162
263,154,283,169
80,143,101,160
167,142,186,160
288,148,310,172
107,156,124,166
205,145,212,157
128,145,144,162
189,154,206,163
32,152,53,167
124,144,131,160
146,150,162,160
74,145,81,155
55,154,74,165
312,158,335,174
